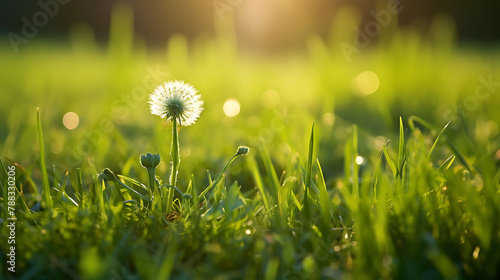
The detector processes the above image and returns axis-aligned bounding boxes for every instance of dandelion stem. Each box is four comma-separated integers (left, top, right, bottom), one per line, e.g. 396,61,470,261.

198,145,249,200
198,154,238,200
166,119,180,214
148,168,161,214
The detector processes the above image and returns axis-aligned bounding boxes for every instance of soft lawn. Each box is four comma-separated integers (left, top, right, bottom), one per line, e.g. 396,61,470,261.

1,112,499,279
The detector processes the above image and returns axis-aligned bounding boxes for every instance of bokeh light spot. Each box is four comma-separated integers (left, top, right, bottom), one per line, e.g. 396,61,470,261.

351,71,380,96
374,136,387,151
51,142,64,154
223,98,241,117
181,147,192,158
63,112,79,130
261,89,280,108
484,120,498,137
355,156,365,165
322,112,335,127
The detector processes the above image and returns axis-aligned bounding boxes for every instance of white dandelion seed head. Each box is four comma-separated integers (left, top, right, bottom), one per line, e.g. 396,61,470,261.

149,80,204,127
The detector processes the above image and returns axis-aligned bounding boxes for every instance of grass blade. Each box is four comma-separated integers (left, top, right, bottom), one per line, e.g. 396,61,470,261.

316,159,333,227
113,176,152,202
37,108,52,211
303,123,315,220
428,121,450,157
247,156,271,213
55,172,69,202
398,116,405,174
352,125,359,198
436,155,455,172
76,167,84,208
117,175,149,191
383,141,398,178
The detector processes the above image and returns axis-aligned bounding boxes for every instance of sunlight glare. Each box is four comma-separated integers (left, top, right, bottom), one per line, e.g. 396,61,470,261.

223,98,241,117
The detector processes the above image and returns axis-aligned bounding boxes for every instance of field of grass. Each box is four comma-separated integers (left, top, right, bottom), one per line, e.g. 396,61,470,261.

1,6,500,280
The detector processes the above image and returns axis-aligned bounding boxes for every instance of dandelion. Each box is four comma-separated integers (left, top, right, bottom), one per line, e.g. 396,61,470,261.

149,80,203,214
149,80,204,127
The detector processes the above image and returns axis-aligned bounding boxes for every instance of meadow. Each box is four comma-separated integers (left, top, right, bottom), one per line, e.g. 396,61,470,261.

1,6,500,280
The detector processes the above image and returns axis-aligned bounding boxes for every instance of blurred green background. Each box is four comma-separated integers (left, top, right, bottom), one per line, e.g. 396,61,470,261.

1,0,499,187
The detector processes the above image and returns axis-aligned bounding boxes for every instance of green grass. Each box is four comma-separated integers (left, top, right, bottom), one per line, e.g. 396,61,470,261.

1,6,500,280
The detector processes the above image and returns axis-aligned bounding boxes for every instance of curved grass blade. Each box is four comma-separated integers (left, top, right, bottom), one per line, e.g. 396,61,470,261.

383,140,398,177
113,175,152,202
428,121,450,157
436,155,456,173
117,175,149,191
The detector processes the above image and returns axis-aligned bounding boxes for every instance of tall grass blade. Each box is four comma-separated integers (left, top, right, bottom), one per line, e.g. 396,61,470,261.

55,172,69,202
316,159,335,227
76,167,84,207
37,108,52,211
352,125,359,198
303,123,315,220
383,141,398,177
398,117,405,174
428,121,450,157
247,156,271,213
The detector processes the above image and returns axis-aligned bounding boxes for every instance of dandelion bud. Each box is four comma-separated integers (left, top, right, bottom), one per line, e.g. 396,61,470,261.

140,153,161,170
236,146,250,156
